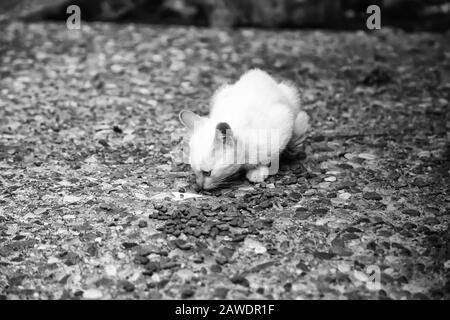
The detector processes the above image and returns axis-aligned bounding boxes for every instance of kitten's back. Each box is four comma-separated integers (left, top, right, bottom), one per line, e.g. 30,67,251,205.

210,69,296,128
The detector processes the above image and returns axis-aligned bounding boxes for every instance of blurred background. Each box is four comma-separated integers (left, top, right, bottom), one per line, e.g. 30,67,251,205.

0,0,449,31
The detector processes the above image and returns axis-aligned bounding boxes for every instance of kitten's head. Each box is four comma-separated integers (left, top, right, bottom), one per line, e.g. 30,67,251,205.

179,110,242,190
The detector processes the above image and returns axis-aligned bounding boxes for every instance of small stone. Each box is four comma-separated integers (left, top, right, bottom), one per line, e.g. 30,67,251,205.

215,255,228,265
363,192,382,201
173,239,192,250
324,176,337,182
313,251,335,260
136,245,157,256
317,182,330,189
122,281,135,292
413,177,430,187
342,233,360,240
327,192,337,198
232,234,246,242
144,261,161,273
213,287,229,299
296,261,310,272
134,255,150,265
230,275,250,287
83,288,103,299
358,153,377,160
210,227,219,237
402,209,420,217
411,293,430,300
138,220,148,228
283,283,292,292
331,242,353,257
210,264,222,273
423,217,439,225
113,125,122,133
181,287,195,299
104,265,117,277
403,222,417,230
294,207,310,220
284,177,297,185
122,242,138,249
192,255,204,263
377,230,392,237
64,252,80,266
312,207,329,216
219,247,235,260
338,192,351,200
366,241,377,251
345,226,362,233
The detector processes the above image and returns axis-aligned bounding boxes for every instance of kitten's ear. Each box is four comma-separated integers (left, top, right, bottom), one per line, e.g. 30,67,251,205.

215,122,234,145
179,110,203,131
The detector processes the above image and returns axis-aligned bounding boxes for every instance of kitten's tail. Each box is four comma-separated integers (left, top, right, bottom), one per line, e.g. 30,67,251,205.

293,110,310,139
278,81,310,139
278,82,310,159
278,81,300,111
282,111,310,160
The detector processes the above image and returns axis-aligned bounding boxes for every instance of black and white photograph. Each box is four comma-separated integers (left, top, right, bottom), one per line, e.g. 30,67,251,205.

0,0,449,308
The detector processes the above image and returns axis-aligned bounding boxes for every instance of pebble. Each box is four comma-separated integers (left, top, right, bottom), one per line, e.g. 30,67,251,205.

324,176,337,182
338,192,351,200
294,207,310,220
138,220,148,228
289,192,302,201
213,287,229,299
304,189,317,196
312,208,329,216
284,177,298,185
173,239,192,250
232,234,246,242
317,182,331,189
230,275,250,287
210,264,222,273
215,255,228,265
122,242,138,249
377,230,392,237
176,269,195,282
219,247,235,260
402,209,420,217
363,192,382,201
104,265,117,277
344,153,357,159
296,261,310,272
313,251,335,260
192,255,204,263
423,217,439,225
144,261,161,273
134,255,150,265
412,177,430,187
122,281,135,292
83,288,103,299
358,153,377,160
243,238,267,254
181,287,195,299
64,252,79,266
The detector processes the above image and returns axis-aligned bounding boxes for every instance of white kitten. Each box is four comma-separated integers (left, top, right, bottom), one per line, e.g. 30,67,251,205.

179,69,309,190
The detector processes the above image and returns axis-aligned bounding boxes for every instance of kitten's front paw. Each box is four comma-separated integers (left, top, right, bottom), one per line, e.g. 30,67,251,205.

246,166,270,183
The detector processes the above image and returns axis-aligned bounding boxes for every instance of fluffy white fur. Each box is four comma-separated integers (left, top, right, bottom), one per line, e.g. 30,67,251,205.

180,69,309,190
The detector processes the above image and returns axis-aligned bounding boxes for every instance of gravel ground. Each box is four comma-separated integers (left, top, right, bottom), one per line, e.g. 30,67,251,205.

0,21,449,300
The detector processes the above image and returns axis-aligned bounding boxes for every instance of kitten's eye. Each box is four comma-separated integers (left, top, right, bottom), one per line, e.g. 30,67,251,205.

202,170,211,177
